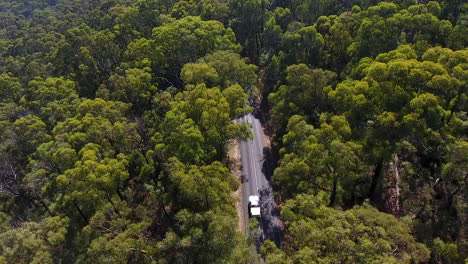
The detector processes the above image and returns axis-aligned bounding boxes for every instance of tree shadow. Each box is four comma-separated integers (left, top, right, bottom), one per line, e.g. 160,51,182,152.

258,186,283,248
261,147,273,182
252,108,265,124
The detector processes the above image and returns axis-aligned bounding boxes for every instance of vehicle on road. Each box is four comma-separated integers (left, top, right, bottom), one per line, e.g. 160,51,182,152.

248,195,261,218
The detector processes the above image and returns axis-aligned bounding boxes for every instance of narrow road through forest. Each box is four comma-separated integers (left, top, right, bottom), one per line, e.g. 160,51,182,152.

238,113,282,253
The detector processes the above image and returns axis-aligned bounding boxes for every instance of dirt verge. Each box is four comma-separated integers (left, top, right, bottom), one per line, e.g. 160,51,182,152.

227,136,245,233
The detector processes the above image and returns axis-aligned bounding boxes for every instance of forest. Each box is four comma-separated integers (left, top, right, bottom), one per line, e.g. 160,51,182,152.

0,0,466,263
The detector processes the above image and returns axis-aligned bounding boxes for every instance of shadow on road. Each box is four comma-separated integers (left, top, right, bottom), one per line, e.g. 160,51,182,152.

259,186,282,248
261,147,273,182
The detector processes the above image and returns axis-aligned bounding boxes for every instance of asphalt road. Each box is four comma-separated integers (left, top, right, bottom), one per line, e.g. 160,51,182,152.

239,113,282,250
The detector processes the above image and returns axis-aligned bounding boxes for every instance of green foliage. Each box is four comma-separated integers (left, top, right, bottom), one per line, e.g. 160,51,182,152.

168,158,238,212
152,16,240,67
21,77,80,125
158,210,252,264
223,84,252,117
0,0,466,263
170,0,229,22
282,24,324,66
431,237,461,264
271,44,466,262
155,83,251,163
56,143,129,211
13,114,51,156
274,114,367,203
228,0,271,61
157,158,252,263
269,64,336,139
0,216,69,264
23,98,140,226
127,16,241,82
84,200,154,264
108,67,158,110
262,194,430,264
155,110,206,164
181,50,258,89
0,73,23,104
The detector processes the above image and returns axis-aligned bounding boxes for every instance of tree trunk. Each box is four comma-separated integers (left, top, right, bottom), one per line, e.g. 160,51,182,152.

36,196,54,217
73,200,89,225
116,188,125,201
329,176,338,207
384,154,402,216
368,159,383,201
106,193,122,218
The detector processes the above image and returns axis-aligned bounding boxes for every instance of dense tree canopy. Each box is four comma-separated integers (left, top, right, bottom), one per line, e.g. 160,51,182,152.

261,194,430,264
0,0,466,263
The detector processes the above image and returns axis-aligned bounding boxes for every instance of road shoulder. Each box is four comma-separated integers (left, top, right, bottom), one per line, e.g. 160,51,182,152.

227,136,246,233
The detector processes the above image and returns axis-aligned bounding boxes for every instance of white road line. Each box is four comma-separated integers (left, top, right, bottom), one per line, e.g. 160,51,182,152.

244,114,265,242
250,117,266,241
250,139,259,192
247,115,259,191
